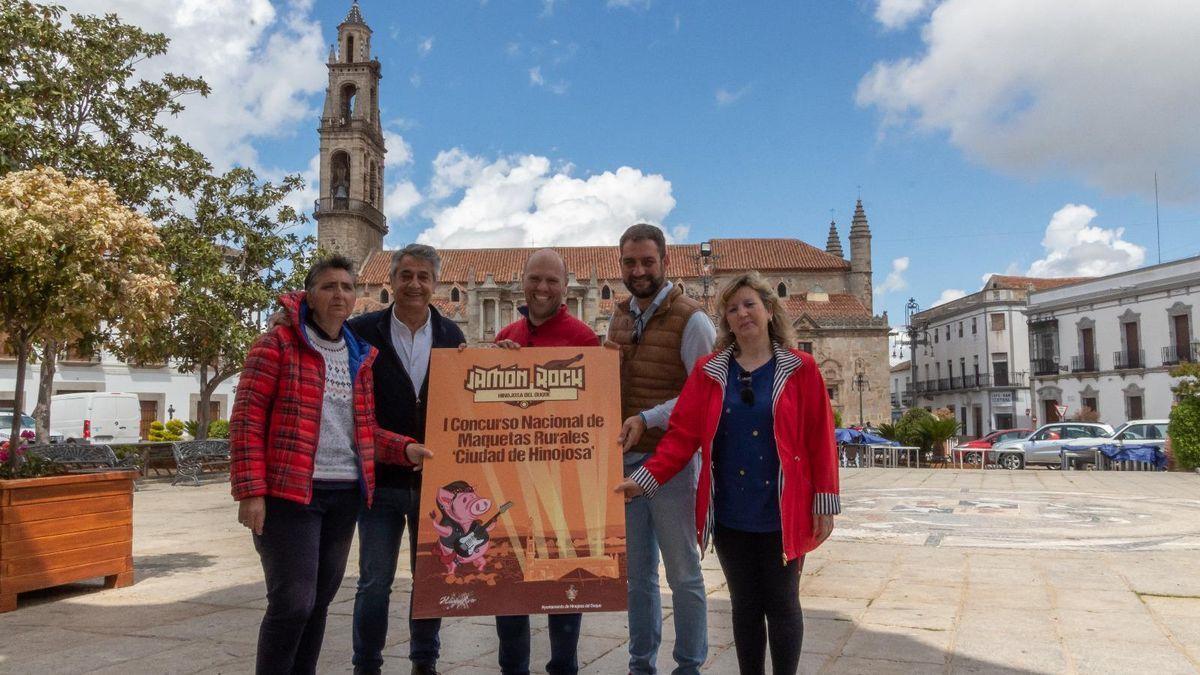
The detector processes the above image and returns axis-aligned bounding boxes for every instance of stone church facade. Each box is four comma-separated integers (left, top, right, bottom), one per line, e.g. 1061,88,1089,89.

316,3,891,424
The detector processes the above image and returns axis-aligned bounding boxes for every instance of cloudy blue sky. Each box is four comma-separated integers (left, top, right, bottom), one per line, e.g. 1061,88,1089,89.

59,0,1200,329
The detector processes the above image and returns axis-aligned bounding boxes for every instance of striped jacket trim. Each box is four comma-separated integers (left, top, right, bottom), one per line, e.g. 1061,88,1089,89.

628,465,661,499
813,492,841,515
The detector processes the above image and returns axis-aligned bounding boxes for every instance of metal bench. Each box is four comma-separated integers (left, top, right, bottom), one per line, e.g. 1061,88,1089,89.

172,440,231,486
23,442,141,473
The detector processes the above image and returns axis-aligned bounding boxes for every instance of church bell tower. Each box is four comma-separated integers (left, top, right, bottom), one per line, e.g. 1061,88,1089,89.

315,1,387,270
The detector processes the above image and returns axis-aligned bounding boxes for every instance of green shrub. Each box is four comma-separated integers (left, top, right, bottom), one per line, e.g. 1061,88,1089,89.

166,418,185,437
207,419,230,439
833,409,843,429
894,407,934,449
183,419,200,438
1169,363,1200,471
148,419,182,442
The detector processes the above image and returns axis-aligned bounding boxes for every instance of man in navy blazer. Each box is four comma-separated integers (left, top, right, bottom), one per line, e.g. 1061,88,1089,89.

349,244,465,675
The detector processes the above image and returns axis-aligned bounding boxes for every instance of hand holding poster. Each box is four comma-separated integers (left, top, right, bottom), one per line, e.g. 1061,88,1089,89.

412,346,627,618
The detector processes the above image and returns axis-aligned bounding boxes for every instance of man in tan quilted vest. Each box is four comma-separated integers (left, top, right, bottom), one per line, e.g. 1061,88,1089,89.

609,223,715,675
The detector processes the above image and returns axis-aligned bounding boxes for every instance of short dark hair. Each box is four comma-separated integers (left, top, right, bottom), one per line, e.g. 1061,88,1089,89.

304,254,356,291
619,223,667,259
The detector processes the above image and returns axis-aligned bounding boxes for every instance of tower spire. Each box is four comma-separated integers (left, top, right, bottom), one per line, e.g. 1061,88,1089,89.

848,198,873,313
825,219,844,258
344,1,366,25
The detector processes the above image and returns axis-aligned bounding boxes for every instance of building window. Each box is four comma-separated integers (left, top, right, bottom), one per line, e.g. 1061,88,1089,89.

971,317,977,334
1082,396,1099,415
379,289,388,303
946,326,951,340
958,322,963,338
990,313,1006,331
934,329,939,344
1127,395,1144,420
450,287,461,302
777,282,788,298
798,341,813,353
601,285,612,300
992,353,1009,387
827,386,838,400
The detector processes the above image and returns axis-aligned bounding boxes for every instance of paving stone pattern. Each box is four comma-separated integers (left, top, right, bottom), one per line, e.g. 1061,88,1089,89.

0,468,1198,673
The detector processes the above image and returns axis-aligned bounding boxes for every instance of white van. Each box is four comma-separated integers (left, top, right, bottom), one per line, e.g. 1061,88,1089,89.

50,393,142,444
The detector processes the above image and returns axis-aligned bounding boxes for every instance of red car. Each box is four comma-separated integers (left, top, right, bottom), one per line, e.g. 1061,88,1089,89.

953,429,1034,464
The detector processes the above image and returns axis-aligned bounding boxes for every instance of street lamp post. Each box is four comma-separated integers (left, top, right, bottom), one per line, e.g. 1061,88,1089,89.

852,359,869,426
891,297,930,409
694,241,721,315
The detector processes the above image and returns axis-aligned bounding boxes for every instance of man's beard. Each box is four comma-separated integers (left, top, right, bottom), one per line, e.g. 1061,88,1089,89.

625,273,665,300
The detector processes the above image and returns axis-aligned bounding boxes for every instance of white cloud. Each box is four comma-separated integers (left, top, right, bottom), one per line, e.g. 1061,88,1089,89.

59,0,326,172
383,180,422,222
381,130,414,167
715,85,751,106
608,0,652,9
418,36,434,58
874,256,910,295
857,0,1200,201
873,0,934,30
1026,204,1145,277
528,65,569,95
932,289,966,307
416,151,676,248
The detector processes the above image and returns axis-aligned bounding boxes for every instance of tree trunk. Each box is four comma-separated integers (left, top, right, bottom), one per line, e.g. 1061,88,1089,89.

196,365,210,440
7,338,30,468
33,339,59,444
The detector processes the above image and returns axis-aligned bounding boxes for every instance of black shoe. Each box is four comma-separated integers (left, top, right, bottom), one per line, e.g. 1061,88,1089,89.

411,664,439,675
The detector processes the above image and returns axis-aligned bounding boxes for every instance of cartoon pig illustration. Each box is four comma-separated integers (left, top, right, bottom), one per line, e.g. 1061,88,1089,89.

429,481,512,575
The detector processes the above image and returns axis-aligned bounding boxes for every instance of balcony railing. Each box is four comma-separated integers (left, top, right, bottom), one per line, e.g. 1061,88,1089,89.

950,375,962,389
314,197,387,232
1113,349,1144,370
1071,355,1099,373
1162,342,1200,366
1032,358,1060,376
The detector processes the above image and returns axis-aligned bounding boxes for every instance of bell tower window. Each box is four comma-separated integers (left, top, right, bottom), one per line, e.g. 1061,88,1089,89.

451,287,461,302
340,83,357,122
346,35,355,63
777,282,788,298
330,151,351,203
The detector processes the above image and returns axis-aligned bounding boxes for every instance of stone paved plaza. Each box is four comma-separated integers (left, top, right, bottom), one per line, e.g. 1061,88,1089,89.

1,468,1198,674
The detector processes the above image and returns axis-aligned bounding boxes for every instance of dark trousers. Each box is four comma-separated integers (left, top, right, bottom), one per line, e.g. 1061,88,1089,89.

713,524,804,675
494,612,582,675
352,484,442,669
253,488,361,675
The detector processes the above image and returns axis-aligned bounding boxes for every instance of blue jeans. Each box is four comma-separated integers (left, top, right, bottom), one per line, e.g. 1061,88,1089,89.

352,484,442,670
624,454,708,674
494,613,582,674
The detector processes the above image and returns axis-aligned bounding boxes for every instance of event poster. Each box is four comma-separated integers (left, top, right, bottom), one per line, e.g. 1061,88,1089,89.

411,346,628,619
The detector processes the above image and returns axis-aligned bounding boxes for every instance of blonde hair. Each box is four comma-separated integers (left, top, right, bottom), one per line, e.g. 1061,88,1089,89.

713,271,796,352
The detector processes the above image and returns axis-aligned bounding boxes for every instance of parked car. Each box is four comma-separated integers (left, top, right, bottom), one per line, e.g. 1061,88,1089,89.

988,422,1115,470
1057,419,1170,467
50,392,141,444
952,428,1034,464
0,410,66,444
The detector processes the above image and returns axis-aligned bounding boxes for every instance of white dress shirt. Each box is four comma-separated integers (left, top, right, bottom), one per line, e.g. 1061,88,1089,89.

389,307,433,398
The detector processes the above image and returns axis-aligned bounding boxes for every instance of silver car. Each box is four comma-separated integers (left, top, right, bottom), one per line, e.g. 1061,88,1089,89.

988,422,1115,470
1059,419,1169,467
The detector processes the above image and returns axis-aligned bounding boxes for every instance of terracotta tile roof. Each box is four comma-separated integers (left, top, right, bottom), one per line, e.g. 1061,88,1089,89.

359,238,848,286
984,275,1090,292
431,299,465,317
783,294,870,320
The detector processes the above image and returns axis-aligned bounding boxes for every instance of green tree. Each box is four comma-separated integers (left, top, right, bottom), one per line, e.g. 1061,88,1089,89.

1,0,210,441
917,415,962,455
131,168,313,439
894,407,934,449
0,168,174,457
1168,362,1200,470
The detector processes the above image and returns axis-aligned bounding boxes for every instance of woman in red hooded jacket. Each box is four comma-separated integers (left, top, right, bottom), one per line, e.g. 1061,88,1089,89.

615,271,840,675
230,255,431,675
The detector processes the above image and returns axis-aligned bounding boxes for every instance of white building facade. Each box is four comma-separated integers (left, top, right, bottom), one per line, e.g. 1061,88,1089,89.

909,276,1081,437
1026,256,1199,425
889,360,912,421
0,345,238,441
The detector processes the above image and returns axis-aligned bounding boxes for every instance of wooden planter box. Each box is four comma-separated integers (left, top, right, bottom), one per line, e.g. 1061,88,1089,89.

0,471,135,612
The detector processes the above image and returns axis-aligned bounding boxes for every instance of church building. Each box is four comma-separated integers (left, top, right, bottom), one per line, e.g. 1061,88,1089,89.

315,3,892,424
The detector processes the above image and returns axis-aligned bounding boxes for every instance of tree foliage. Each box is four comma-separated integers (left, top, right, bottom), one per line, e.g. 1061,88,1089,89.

894,407,935,449
131,168,313,439
1168,363,1200,471
0,167,174,455
1,0,210,441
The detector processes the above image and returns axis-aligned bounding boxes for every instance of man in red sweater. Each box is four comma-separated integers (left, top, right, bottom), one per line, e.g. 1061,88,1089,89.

491,247,597,674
